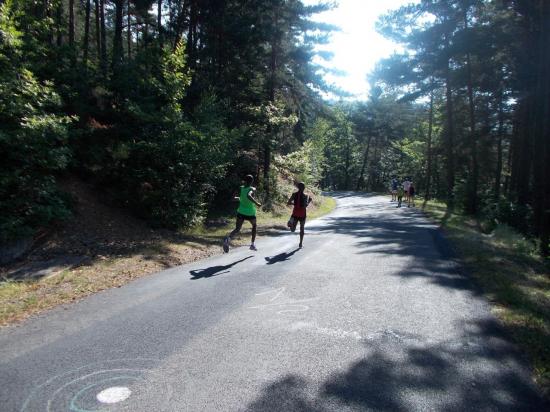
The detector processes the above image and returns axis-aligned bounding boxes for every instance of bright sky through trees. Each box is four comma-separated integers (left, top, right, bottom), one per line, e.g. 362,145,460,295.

307,0,417,100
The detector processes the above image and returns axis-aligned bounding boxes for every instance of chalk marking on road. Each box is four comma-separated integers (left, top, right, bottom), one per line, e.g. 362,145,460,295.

20,358,167,412
46,369,145,412
255,287,286,301
96,386,132,404
276,305,311,314
249,298,318,309
249,298,319,314
251,287,319,314
289,322,363,340
70,378,139,411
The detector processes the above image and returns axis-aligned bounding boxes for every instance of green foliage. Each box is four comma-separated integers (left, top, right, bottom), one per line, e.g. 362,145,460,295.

0,0,338,239
118,120,229,228
482,199,534,235
276,140,325,187
0,0,74,243
82,42,231,228
388,137,425,181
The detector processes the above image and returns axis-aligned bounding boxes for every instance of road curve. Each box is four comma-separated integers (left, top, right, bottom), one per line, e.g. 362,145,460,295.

1,193,547,411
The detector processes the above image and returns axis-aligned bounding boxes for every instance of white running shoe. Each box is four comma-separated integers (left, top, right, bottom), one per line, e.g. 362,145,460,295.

250,244,258,251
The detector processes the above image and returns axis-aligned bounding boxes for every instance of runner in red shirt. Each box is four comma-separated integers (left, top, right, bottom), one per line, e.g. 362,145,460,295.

287,182,311,248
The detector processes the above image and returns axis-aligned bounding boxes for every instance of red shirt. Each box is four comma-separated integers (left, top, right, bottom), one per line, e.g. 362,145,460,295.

292,191,309,218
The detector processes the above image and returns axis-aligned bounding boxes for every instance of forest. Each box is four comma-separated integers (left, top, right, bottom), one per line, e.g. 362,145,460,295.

1,0,549,256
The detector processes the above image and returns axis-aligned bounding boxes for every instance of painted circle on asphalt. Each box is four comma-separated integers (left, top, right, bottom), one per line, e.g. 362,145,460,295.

20,358,172,412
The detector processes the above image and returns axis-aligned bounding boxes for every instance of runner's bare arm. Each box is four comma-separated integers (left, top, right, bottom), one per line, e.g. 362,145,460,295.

287,193,295,206
247,188,262,207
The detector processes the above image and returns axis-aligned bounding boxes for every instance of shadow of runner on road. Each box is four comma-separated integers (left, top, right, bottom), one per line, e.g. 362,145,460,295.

189,256,253,279
264,248,300,265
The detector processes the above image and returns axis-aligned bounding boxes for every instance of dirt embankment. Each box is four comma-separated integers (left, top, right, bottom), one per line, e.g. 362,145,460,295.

0,178,226,325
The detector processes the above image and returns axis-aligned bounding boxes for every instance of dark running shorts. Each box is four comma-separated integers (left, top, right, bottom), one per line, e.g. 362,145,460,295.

237,212,256,222
291,215,306,224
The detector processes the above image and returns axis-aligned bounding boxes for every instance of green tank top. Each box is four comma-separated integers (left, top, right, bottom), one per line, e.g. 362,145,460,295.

237,186,256,216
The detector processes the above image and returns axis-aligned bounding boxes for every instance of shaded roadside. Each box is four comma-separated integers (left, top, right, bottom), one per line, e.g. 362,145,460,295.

0,179,335,326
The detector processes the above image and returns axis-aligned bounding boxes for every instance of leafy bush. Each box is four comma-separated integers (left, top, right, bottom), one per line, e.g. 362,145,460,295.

482,198,534,235
0,1,74,243
114,118,230,228
73,43,233,228
276,140,325,187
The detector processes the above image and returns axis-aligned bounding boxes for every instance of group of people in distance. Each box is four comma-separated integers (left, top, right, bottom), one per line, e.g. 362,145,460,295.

390,176,415,208
222,175,311,253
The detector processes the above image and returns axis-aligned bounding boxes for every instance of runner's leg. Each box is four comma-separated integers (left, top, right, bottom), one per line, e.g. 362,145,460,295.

291,218,298,233
251,219,257,244
223,216,243,252
229,216,244,239
299,219,305,247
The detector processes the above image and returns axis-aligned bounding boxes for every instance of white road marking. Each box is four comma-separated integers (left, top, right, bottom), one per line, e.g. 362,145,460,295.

96,386,131,404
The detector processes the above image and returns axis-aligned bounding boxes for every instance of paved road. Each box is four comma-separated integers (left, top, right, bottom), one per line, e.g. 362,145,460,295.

1,193,547,411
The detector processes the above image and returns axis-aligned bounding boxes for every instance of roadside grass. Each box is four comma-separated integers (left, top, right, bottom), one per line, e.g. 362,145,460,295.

421,199,550,396
0,195,336,326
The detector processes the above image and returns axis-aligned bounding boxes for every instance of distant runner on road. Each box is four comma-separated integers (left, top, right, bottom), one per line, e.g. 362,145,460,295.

396,185,404,208
391,177,398,202
223,175,262,253
403,178,411,203
408,182,416,207
287,182,311,249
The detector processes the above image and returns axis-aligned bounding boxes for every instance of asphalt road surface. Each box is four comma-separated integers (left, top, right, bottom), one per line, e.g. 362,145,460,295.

1,193,547,411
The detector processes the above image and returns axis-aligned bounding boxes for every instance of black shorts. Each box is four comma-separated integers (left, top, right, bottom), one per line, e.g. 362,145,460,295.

291,215,306,224
237,212,256,222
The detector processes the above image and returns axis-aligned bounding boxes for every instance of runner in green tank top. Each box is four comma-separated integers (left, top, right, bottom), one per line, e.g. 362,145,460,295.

237,186,256,216
223,174,262,253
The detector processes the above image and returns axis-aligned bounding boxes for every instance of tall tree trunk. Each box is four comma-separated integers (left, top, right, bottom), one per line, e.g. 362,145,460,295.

69,0,75,46
83,0,91,67
95,0,101,58
56,2,63,47
367,136,379,190
172,0,186,49
425,89,434,200
263,4,280,206
112,0,124,70
494,96,504,200
187,0,197,69
344,137,351,190
444,56,456,208
535,0,550,256
100,0,107,76
355,135,372,191
127,0,132,58
511,99,533,206
464,9,478,214
157,0,163,45
503,135,512,198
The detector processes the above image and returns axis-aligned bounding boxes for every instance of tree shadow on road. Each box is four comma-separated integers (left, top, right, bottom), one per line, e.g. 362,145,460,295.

307,209,477,294
245,319,549,411
189,256,253,279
